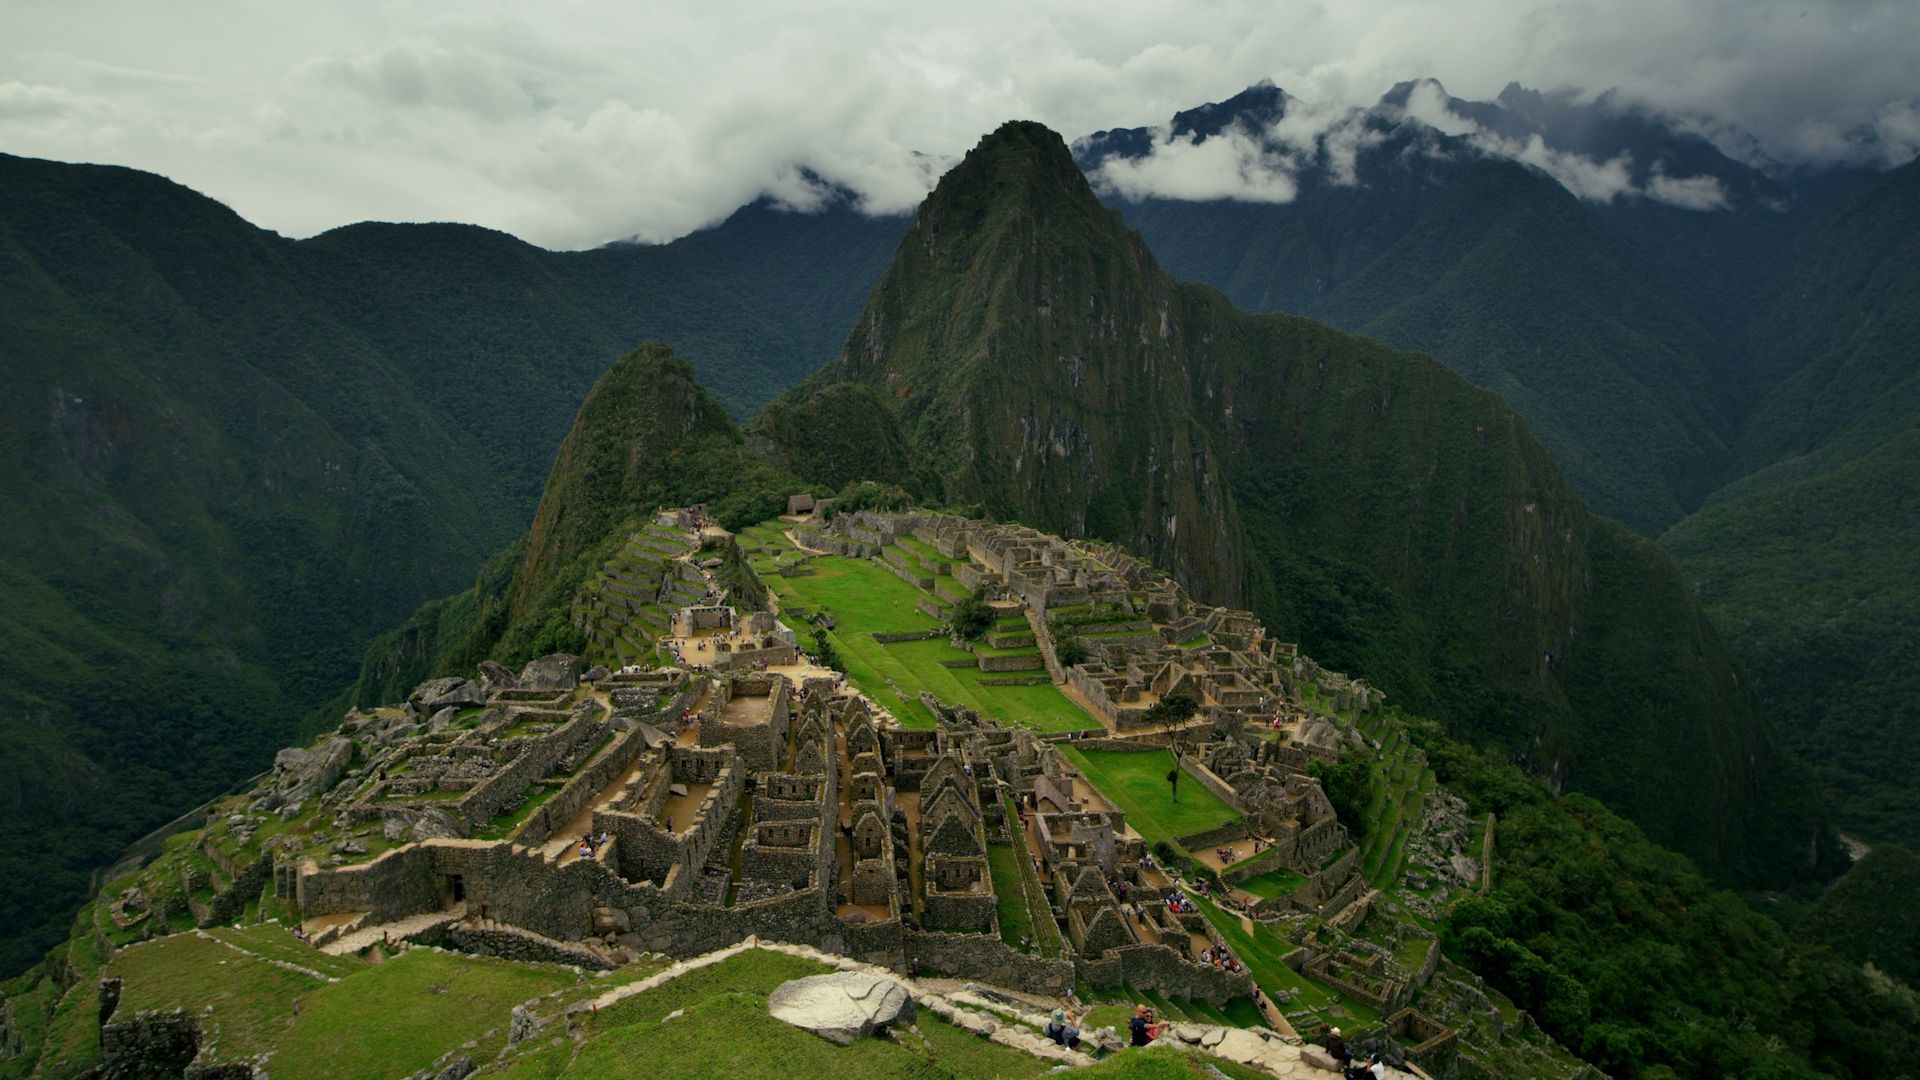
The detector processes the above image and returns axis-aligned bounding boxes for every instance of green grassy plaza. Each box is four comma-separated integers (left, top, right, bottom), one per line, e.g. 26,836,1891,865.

1057,746,1240,846
742,525,1098,733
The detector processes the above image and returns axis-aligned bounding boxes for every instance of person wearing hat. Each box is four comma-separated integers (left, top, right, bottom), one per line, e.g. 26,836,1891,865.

1045,1008,1069,1045
1325,1025,1349,1065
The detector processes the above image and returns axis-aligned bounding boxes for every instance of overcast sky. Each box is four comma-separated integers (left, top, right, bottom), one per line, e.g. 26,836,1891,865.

2,0,1915,248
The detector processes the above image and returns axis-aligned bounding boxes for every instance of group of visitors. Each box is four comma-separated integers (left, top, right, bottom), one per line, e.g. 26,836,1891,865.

1325,1027,1388,1078
1164,892,1197,915
1196,941,1242,973
576,830,610,859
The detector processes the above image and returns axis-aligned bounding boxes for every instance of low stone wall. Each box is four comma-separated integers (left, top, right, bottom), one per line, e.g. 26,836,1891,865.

1177,757,1242,811
978,675,1049,686
977,652,1044,672
1220,845,1287,886
872,629,943,644
877,554,935,591
1175,821,1249,852
297,842,441,921
443,923,614,969
1077,942,1255,1006
1317,871,1368,920
1068,737,1161,752
908,931,1074,995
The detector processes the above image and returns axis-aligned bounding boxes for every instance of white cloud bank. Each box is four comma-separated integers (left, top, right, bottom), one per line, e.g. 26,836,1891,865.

0,0,1913,246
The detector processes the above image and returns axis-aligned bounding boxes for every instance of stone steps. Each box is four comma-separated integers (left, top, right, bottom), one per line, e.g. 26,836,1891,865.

318,906,465,956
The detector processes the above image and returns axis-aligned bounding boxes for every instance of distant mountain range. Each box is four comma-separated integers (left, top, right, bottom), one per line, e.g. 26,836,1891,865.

1069,81,1920,850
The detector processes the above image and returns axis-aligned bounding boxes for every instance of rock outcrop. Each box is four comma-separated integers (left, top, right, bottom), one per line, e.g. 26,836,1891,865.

766,971,915,1045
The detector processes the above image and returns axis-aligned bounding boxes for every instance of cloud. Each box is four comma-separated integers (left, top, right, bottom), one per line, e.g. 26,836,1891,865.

0,0,1911,245
0,81,75,120
1092,78,1734,211
1096,128,1299,203
1399,79,1731,210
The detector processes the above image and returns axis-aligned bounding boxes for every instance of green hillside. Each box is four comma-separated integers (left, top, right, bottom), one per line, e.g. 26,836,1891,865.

1096,133,1742,535
0,153,899,975
1661,159,1920,846
353,344,804,701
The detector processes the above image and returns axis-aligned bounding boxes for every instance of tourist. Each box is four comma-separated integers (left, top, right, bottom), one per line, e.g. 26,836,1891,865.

1343,1053,1385,1080
1045,1008,1069,1044
1325,1026,1350,1067
1129,1004,1159,1046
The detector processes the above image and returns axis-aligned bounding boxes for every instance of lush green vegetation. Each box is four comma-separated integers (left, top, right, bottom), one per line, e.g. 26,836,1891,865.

1415,714,1920,1079
1793,844,1920,988
0,153,902,975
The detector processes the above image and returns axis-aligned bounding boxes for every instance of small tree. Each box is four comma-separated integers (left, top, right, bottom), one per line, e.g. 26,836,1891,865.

1143,690,1199,729
1055,636,1090,667
950,588,994,641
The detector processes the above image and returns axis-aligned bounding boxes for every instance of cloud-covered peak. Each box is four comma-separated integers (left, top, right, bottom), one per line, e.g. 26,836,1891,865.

1082,79,1774,213
1,1,1914,246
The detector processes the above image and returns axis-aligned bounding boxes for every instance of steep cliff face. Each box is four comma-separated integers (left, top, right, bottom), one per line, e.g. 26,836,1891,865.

765,121,1824,882
780,122,1250,604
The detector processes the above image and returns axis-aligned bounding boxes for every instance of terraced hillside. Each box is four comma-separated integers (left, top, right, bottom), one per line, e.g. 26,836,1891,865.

573,521,704,666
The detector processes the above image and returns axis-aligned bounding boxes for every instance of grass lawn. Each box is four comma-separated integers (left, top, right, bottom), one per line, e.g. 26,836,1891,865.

988,844,1033,948
1234,868,1307,901
510,948,1057,1080
38,931,331,1073
1059,747,1239,845
206,923,366,978
273,948,576,1080
1189,894,1378,1031
758,535,1098,733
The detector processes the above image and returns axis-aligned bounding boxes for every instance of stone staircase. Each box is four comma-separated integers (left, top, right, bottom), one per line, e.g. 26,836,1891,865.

318,905,465,956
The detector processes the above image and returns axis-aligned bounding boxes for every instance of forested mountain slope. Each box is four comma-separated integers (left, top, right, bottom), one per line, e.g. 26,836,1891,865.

1663,158,1920,844
0,152,900,974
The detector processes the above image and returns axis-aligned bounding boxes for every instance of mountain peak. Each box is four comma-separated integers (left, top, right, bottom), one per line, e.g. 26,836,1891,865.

932,120,1096,214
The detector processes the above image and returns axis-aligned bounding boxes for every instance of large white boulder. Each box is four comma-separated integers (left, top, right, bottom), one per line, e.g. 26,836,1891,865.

766,971,915,1046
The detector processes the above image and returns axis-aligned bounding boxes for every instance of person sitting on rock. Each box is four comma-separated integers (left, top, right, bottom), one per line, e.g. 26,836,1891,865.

1325,1026,1349,1065
1045,1008,1069,1044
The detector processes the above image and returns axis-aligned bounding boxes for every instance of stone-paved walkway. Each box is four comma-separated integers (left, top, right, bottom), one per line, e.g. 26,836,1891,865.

573,937,1396,1079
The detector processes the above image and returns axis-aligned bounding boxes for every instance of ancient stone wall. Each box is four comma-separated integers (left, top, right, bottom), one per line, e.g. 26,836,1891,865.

1177,756,1241,809
977,652,1045,672
198,853,272,928
907,931,1074,995
297,842,440,920
516,727,654,850
443,923,613,969
1076,942,1255,1006
1175,821,1249,851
